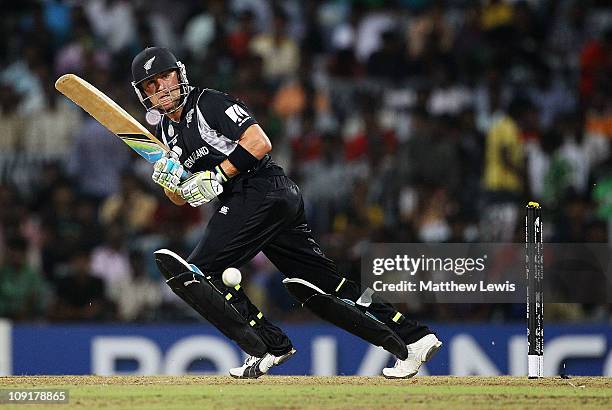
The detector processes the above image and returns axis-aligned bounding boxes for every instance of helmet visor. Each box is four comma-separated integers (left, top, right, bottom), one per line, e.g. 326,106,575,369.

133,70,189,114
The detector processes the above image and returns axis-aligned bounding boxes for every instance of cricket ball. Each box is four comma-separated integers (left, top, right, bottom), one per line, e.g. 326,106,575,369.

222,267,242,287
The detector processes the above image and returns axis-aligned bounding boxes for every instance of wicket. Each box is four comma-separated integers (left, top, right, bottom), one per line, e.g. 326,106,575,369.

526,202,544,378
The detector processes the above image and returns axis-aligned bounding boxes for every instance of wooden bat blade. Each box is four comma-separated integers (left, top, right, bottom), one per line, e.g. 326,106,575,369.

55,74,168,164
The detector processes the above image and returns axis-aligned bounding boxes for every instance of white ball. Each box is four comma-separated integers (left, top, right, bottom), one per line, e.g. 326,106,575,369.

222,267,242,287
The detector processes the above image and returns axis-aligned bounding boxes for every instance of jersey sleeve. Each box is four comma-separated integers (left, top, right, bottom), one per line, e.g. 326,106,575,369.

197,90,257,141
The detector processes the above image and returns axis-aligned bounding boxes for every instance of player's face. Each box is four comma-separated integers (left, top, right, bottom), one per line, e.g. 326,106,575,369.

141,70,181,111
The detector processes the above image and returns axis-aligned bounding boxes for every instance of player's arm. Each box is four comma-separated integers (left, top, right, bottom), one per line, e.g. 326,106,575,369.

178,91,265,207
164,187,187,205
216,124,272,179
178,125,270,207
195,91,267,183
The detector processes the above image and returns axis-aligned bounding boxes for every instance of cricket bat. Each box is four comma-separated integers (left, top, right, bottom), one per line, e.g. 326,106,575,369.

55,74,186,177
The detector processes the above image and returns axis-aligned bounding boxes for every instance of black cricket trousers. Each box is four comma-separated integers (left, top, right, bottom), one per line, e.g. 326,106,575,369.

187,166,431,356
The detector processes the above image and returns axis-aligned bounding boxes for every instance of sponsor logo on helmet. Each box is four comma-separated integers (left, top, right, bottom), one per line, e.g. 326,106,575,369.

144,56,156,73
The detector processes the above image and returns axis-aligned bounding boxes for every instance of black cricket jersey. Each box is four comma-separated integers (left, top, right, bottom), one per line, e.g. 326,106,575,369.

155,87,273,176
159,91,432,354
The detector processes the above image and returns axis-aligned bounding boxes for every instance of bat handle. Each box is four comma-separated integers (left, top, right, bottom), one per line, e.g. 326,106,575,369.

167,146,190,180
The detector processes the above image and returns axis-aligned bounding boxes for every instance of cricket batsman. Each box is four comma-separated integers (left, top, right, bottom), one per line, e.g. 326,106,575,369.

131,47,442,378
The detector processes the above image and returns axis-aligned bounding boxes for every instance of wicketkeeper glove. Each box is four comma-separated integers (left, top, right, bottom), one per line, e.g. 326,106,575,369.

152,146,184,193
179,170,224,207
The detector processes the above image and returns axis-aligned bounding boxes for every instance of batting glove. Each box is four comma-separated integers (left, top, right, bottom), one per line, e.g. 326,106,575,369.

179,170,224,207
152,146,184,193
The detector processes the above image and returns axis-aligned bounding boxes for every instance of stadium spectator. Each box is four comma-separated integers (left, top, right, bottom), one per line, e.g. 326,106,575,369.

68,115,131,202
0,236,47,320
90,224,132,291
528,66,576,131
23,69,80,161
250,7,300,84
0,85,24,175
108,251,162,322
227,10,257,61
39,181,80,281
54,6,110,77
182,1,221,63
0,46,45,115
406,2,454,68
580,27,612,102
480,98,531,241
100,172,158,235
49,249,109,321
366,30,409,83
83,0,137,54
585,91,612,139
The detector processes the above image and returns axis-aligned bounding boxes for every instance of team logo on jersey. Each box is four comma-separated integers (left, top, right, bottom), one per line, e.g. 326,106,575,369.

225,104,251,126
144,56,156,73
219,206,229,215
184,147,210,168
185,108,194,127
168,124,174,137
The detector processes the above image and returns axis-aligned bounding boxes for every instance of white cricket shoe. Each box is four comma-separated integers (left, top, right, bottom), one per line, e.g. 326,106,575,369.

382,334,442,379
229,348,296,379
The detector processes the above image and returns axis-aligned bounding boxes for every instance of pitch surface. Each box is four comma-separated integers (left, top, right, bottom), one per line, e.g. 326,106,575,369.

1,376,611,409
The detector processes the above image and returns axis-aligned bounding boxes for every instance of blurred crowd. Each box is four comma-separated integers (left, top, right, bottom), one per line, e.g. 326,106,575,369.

1,0,611,324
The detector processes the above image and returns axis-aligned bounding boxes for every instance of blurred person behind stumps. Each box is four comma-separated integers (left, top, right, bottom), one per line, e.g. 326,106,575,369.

130,47,441,379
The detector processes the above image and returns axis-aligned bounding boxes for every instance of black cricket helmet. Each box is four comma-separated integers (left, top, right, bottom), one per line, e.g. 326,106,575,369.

131,47,190,113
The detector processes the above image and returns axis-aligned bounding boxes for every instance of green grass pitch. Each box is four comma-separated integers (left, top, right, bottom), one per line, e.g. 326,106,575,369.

1,376,611,409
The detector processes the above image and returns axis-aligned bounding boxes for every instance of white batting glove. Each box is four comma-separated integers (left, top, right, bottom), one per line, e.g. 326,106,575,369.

179,170,224,207
152,146,184,193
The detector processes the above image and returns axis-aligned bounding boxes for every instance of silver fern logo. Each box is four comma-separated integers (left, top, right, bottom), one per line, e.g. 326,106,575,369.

185,109,194,127
144,56,156,73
